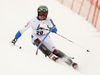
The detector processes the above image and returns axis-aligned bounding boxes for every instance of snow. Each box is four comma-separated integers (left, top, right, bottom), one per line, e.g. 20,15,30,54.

0,0,100,75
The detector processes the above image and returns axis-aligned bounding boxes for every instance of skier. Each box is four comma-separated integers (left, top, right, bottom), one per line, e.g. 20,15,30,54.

11,5,77,69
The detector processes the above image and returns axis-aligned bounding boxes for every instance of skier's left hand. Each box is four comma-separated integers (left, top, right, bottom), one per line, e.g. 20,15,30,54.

11,39,17,45
49,27,57,33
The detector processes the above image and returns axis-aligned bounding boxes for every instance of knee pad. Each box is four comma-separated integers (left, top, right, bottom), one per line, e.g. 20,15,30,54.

53,49,65,58
34,38,52,56
34,38,40,46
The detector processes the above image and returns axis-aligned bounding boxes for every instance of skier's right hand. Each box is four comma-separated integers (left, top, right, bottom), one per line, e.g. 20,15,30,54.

11,39,17,45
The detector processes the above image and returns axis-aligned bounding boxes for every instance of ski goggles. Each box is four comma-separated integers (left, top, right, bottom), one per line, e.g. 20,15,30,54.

39,12,47,16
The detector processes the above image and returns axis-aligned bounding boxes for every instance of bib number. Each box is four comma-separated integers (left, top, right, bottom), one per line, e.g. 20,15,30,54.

36,31,44,35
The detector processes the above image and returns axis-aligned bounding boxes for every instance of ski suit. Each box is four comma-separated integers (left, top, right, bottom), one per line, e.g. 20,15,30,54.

15,16,56,52
14,16,73,65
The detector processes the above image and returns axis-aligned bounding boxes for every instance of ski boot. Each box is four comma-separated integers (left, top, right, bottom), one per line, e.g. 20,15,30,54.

52,56,59,62
49,54,59,62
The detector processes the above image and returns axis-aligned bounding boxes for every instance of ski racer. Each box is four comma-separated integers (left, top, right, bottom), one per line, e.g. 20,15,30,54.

11,5,77,69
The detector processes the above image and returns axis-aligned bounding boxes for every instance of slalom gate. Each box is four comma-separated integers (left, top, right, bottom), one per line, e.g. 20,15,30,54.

57,0,100,31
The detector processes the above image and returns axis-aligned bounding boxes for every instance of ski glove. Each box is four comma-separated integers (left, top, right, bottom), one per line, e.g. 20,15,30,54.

11,39,17,45
49,27,57,33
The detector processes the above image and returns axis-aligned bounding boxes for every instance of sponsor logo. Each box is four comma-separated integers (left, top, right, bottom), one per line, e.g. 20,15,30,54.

25,22,29,27
52,46,55,49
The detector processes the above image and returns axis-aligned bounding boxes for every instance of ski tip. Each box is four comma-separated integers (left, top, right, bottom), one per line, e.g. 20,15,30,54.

72,63,78,69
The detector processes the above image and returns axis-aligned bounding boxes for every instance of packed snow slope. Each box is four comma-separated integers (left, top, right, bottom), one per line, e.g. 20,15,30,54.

0,0,100,75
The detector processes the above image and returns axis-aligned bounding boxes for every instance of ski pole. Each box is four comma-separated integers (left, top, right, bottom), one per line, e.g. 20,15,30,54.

55,33,90,52
14,44,22,49
9,41,22,49
36,26,55,55
55,33,73,43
